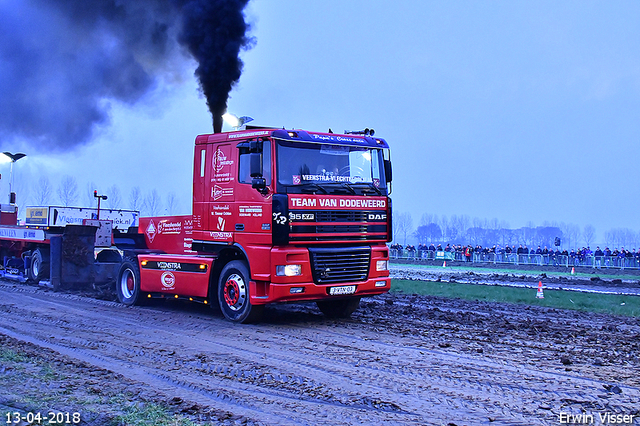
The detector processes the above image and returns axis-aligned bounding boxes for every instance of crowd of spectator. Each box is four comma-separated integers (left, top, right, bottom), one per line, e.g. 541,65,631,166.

388,243,640,268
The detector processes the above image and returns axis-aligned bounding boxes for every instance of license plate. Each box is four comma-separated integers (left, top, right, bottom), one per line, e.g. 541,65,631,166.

329,285,356,296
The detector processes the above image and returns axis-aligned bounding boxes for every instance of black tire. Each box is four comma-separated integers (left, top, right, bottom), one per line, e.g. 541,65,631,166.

218,260,263,323
28,248,49,283
116,259,142,306
317,297,361,319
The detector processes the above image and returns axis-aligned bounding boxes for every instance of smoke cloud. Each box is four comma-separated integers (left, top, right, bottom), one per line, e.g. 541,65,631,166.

176,0,253,133
0,0,253,150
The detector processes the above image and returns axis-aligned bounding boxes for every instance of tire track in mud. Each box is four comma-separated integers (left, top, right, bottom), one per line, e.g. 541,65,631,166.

1,281,639,425
355,296,640,382
12,297,585,425
0,284,426,424
265,320,640,425
263,299,640,421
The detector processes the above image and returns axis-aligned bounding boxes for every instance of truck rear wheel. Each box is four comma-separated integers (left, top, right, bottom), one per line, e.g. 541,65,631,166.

218,260,263,323
28,248,49,283
117,259,142,306
317,297,361,319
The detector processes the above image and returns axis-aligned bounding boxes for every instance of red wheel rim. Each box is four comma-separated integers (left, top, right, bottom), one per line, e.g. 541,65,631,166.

224,278,240,307
222,272,247,311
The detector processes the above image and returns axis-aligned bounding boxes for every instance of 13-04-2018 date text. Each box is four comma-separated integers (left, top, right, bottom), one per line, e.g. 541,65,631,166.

5,411,81,424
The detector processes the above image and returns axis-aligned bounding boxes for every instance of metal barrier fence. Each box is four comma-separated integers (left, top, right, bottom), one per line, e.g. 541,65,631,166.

390,249,640,270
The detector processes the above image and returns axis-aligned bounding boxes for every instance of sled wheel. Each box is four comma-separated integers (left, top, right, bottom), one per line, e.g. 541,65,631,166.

28,248,49,283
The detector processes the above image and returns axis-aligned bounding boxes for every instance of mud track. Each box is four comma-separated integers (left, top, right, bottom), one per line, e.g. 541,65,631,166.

0,279,639,425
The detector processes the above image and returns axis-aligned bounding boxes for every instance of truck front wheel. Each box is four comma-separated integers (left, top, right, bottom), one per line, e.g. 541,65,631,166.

117,260,142,306
317,297,361,319
218,260,263,323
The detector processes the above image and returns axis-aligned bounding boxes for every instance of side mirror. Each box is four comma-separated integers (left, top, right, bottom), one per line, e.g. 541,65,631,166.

250,152,262,177
252,177,268,195
383,159,392,183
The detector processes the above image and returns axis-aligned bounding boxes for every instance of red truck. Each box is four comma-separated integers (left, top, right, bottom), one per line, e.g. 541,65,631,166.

0,127,393,323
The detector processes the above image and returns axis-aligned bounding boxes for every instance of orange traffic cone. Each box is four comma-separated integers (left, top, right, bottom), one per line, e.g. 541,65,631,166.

443,260,447,268
571,267,575,275
536,281,544,299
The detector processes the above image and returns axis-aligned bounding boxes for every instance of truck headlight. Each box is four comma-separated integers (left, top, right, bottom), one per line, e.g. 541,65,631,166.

276,264,302,276
376,260,388,271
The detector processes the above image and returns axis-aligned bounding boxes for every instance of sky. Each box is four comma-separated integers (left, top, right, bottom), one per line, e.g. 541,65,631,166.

1,0,639,244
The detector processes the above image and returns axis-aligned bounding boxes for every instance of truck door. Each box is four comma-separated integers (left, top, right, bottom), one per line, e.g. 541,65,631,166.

233,138,273,282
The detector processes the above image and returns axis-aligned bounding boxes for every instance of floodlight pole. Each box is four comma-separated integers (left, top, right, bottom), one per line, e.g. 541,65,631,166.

9,161,14,202
94,190,108,220
2,152,26,204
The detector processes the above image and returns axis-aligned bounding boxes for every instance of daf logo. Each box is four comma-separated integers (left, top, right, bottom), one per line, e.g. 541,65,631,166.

368,213,387,220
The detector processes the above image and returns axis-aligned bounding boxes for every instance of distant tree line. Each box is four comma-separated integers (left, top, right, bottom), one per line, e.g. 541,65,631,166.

13,175,183,217
393,211,640,250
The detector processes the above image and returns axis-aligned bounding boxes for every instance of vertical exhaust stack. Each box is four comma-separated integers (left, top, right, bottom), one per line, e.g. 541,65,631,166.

214,115,223,133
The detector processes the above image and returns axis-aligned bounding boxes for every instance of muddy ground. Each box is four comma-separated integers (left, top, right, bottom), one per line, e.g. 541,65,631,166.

0,271,639,426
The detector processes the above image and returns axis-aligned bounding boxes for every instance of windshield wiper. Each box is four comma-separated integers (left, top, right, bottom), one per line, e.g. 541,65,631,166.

323,182,356,194
299,183,328,194
365,184,382,195
349,182,382,195
340,182,357,194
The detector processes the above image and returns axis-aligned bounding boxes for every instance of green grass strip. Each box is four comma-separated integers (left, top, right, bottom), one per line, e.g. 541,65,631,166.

391,279,640,317
110,402,199,426
391,261,640,280
0,347,31,363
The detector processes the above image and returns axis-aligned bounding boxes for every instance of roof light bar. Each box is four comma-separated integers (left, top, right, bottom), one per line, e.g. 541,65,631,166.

344,128,375,136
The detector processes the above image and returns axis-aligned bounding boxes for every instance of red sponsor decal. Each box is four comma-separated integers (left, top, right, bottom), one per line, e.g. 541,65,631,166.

161,271,175,289
146,219,157,243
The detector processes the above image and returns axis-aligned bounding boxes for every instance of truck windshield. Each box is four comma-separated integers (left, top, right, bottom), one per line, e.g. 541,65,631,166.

276,140,386,194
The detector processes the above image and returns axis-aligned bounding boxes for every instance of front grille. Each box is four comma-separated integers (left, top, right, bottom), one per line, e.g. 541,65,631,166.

315,211,368,222
309,246,371,284
317,225,368,233
287,209,388,243
292,224,387,234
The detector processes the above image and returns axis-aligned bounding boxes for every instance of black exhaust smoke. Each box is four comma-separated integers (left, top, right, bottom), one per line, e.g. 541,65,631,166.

0,0,253,148
175,0,253,133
